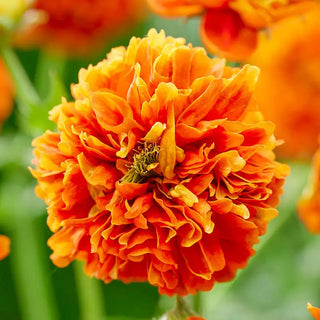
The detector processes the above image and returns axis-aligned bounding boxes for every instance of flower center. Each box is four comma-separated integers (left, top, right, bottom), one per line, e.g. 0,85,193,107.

121,142,160,183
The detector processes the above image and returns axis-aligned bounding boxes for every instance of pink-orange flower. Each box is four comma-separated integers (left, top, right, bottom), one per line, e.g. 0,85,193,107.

249,7,320,159
0,59,14,124
14,0,146,56
298,145,320,234
31,29,289,296
0,235,10,260
148,0,315,60
308,303,320,320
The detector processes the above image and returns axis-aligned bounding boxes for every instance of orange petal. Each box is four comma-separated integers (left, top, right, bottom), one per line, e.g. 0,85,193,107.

177,76,223,126
159,102,177,179
200,8,258,61
77,153,119,190
0,235,10,260
91,91,136,134
147,0,203,16
207,64,260,121
308,303,320,320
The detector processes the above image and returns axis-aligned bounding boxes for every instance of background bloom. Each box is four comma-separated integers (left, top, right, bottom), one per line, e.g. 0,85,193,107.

147,0,315,60
249,6,320,159
14,0,146,56
31,29,288,296
298,145,320,234
0,59,14,125
308,303,320,320
0,235,10,260
0,0,30,22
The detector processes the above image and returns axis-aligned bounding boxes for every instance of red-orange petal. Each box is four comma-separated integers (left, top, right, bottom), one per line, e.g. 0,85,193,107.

200,8,258,61
0,235,11,260
0,60,14,124
308,303,320,320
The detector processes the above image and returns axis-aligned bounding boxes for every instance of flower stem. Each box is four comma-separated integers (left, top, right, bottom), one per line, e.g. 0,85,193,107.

34,51,66,99
164,296,196,320
0,46,41,110
73,261,106,320
193,292,202,315
10,215,58,320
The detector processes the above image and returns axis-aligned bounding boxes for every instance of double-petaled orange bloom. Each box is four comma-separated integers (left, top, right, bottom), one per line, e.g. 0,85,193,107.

0,59,14,124
148,0,315,60
298,144,320,234
250,6,320,159
14,0,146,56
308,303,320,320
0,235,10,260
31,29,289,296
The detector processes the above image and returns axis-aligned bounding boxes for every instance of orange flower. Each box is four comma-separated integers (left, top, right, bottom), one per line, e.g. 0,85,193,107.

14,0,146,56
31,29,289,296
147,0,315,60
249,7,320,159
0,59,14,124
298,145,320,234
0,235,10,260
308,303,320,320
186,317,206,320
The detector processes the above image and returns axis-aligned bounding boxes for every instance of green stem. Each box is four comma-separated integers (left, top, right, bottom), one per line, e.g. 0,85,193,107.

0,46,40,111
10,215,58,320
164,296,196,320
35,51,66,99
193,293,202,315
73,261,106,320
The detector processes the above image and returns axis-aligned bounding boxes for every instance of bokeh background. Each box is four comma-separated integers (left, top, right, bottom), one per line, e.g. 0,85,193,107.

0,5,319,320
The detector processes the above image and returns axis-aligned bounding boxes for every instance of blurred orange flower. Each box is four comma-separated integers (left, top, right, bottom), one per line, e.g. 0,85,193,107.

298,145,320,234
31,29,289,296
186,317,206,320
308,303,320,320
250,7,320,159
0,59,14,124
148,0,315,60
0,235,10,260
14,0,146,56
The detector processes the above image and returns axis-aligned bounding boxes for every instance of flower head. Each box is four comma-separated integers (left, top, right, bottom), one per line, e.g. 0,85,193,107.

0,59,14,124
298,145,320,234
308,303,320,320
14,0,146,56
31,29,289,296
249,7,320,159
148,0,315,60
0,235,10,260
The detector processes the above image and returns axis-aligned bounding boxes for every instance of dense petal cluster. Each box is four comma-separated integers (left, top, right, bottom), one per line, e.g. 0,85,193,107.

148,0,315,60
308,303,320,320
249,7,320,159
0,59,14,124
0,235,10,260
14,0,146,56
31,29,289,296
298,145,320,234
